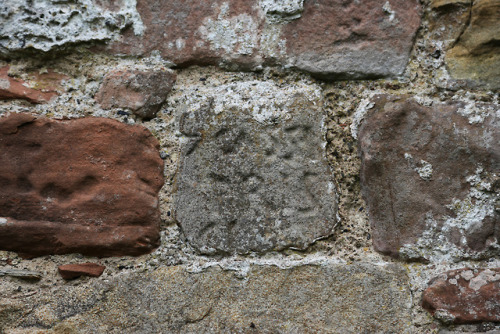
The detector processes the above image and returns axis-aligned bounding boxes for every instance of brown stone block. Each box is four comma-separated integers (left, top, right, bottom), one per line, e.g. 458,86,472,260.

358,95,499,261
0,67,66,104
58,263,106,280
108,0,264,70
104,0,420,79
0,113,164,257
95,68,176,120
282,0,422,79
423,268,500,323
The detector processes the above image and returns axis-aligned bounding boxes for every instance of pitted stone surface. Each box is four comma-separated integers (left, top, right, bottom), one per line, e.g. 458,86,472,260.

174,86,337,254
423,268,500,324
4,263,412,333
0,0,143,56
358,95,500,261
0,113,164,257
95,68,176,120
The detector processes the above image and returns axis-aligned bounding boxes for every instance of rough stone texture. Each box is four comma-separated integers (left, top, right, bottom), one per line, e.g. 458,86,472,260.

358,95,500,261
1,0,499,331
2,0,421,79
3,263,412,333
0,269,42,281
281,0,422,79
0,67,65,103
429,0,471,48
444,0,500,89
422,268,500,324
58,263,106,280
95,68,176,119
106,0,420,78
106,0,265,70
0,0,144,56
0,113,164,257
175,85,337,254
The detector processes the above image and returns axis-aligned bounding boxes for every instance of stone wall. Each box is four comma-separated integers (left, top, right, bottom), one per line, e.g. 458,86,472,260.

0,0,499,333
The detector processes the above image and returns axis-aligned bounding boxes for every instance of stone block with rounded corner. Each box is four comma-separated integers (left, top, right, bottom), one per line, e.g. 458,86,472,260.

423,268,500,324
0,113,164,258
358,95,499,262
174,83,337,254
3,263,413,333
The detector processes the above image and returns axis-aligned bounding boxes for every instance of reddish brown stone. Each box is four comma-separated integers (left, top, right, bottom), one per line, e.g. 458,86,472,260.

0,113,164,258
95,69,176,120
58,263,106,280
358,95,500,260
103,0,420,78
0,67,66,103
107,0,264,70
422,268,500,323
281,0,422,79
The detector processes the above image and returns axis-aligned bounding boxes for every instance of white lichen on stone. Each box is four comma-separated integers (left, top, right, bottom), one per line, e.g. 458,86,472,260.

468,269,500,291
400,166,499,262
351,96,376,140
460,269,474,280
415,160,433,180
198,2,259,56
259,0,304,23
260,25,287,60
174,79,322,125
0,0,144,55
413,94,434,107
382,1,397,23
404,153,433,180
0,78,10,90
433,309,456,324
456,99,493,124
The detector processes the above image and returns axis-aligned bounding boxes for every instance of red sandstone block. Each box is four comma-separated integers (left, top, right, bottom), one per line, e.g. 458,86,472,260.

0,113,164,258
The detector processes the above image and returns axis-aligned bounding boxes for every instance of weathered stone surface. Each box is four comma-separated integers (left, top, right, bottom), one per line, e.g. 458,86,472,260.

423,268,500,324
429,0,471,48
0,67,65,103
0,0,143,56
95,68,176,119
58,263,105,280
4,263,412,333
2,0,421,79
358,95,500,261
0,299,24,333
281,0,422,79
431,0,470,7
106,0,420,78
444,0,500,89
174,83,337,254
0,113,164,257
107,0,265,70
0,269,42,281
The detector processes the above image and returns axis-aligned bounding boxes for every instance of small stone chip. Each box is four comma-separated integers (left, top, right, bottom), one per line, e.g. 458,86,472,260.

58,263,106,280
